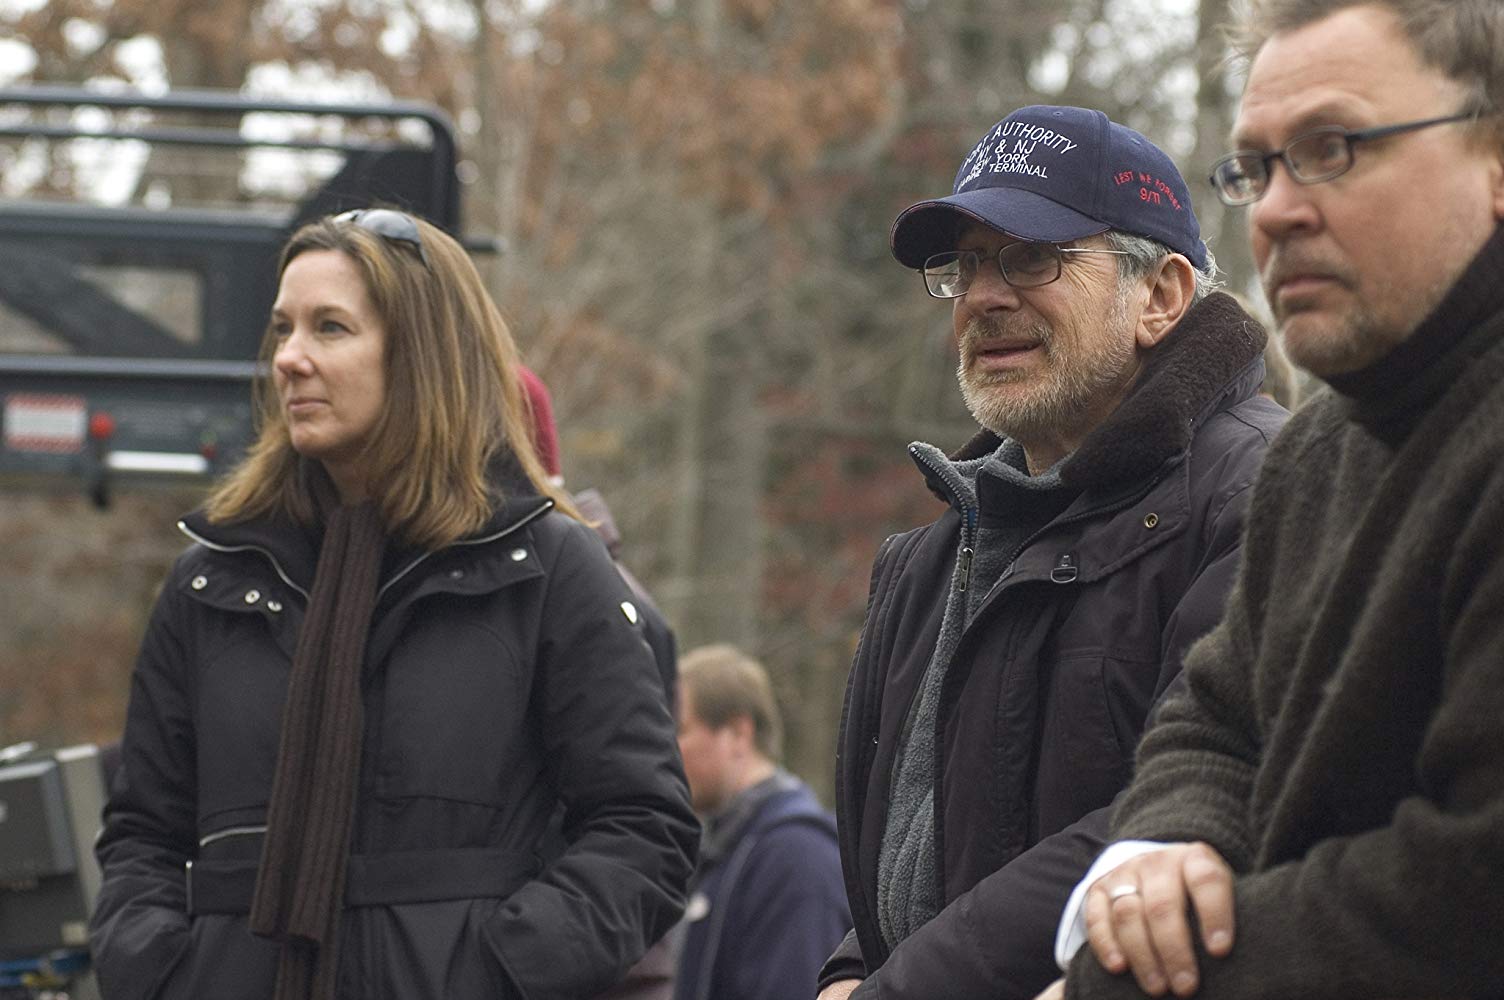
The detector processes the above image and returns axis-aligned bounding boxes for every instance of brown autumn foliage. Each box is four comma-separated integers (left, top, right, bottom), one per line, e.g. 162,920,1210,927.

1,0,1232,795
0,492,201,748
9,0,465,99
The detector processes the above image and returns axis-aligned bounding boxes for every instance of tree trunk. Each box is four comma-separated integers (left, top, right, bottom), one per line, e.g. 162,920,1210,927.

665,0,766,651
1192,0,1257,298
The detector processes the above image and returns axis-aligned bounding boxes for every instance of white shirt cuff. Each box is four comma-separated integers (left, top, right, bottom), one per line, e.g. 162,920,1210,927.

1053,840,1181,969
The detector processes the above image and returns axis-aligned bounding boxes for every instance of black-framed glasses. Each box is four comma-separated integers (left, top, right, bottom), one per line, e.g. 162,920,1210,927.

921,242,1131,298
334,208,429,267
1209,111,1479,206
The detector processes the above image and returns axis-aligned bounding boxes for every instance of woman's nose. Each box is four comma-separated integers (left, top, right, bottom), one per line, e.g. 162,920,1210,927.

273,330,311,376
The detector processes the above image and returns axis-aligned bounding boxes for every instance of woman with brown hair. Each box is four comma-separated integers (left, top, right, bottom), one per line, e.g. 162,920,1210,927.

88,209,698,1000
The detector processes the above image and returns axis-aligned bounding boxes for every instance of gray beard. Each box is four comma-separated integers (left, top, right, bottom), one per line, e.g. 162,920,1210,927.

956,296,1138,443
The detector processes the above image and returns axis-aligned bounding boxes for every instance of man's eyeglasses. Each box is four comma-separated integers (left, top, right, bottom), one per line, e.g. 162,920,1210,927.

1208,111,1479,207
334,208,429,267
922,242,1130,298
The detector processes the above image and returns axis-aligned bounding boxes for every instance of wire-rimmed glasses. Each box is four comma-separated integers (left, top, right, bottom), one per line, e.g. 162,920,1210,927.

922,242,1131,298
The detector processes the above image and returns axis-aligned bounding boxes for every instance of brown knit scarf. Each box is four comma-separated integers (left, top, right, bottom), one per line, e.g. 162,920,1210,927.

248,482,387,1000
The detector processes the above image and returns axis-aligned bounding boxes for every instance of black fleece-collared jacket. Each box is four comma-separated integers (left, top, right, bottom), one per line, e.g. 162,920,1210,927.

819,293,1287,1000
90,490,698,1000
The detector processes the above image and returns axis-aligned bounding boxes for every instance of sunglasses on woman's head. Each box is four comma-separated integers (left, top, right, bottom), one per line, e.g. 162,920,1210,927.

333,208,429,267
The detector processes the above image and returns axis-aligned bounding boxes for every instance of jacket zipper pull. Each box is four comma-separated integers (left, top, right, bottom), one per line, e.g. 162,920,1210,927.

958,546,974,592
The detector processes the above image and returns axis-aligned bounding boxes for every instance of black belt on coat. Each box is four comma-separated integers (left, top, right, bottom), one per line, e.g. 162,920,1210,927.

185,846,541,915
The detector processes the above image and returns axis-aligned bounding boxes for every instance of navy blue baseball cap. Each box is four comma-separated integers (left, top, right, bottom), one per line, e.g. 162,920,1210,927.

891,105,1208,271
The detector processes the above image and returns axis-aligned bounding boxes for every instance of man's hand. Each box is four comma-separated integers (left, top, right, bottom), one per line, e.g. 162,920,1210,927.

816,978,862,1000
1083,842,1234,997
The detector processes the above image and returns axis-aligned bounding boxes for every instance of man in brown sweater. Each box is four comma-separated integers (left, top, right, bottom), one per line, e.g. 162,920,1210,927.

1040,2,1504,999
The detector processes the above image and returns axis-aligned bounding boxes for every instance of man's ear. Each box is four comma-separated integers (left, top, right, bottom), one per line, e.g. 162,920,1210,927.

728,714,758,752
1136,253,1197,350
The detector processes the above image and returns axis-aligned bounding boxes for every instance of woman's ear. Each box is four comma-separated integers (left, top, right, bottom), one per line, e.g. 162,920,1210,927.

1136,254,1197,349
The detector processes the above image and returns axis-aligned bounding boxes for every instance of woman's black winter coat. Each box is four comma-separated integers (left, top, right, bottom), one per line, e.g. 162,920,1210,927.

89,495,699,1000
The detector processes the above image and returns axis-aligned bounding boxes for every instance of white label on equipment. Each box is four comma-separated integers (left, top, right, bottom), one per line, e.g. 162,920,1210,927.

4,393,87,454
107,450,208,475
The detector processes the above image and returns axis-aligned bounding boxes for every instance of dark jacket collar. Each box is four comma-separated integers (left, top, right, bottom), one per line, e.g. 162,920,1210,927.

945,291,1268,494
1327,224,1504,432
700,771,803,869
179,454,550,594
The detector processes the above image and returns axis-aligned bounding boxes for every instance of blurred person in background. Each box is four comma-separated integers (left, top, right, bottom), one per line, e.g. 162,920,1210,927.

88,208,697,1000
1258,334,1302,409
516,364,677,706
673,644,849,1000
1044,2,1504,999
1224,292,1303,408
516,363,565,487
520,362,679,706
817,105,1287,1000
516,362,682,1000
571,487,677,707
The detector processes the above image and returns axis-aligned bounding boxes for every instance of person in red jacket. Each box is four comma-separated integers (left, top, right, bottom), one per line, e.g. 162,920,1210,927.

515,364,563,486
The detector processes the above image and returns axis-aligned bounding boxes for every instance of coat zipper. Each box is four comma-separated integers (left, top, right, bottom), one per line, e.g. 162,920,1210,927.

908,445,979,593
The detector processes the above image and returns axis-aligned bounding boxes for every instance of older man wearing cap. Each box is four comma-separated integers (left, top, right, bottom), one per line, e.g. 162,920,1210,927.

814,106,1286,1000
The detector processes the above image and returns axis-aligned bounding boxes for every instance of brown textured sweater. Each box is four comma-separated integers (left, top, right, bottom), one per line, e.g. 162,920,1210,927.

1068,224,1504,1000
